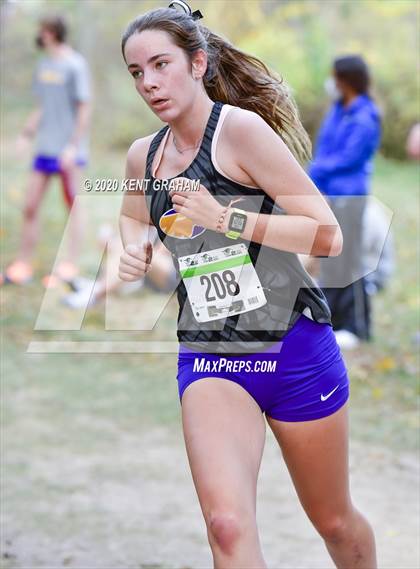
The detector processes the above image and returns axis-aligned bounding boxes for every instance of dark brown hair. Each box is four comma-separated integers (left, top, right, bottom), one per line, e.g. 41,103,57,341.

122,8,312,163
334,55,371,96
39,16,68,43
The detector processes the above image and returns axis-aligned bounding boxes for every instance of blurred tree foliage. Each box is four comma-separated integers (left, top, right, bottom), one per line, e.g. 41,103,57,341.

1,0,418,159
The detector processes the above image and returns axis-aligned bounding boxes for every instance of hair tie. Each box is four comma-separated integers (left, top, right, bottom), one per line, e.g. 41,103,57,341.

191,9,203,20
168,1,203,20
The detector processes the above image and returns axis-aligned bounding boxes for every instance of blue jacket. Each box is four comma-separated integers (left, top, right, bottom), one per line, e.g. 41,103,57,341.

308,94,381,196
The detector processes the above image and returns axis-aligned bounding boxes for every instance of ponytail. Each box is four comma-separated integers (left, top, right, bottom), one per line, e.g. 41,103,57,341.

202,27,311,163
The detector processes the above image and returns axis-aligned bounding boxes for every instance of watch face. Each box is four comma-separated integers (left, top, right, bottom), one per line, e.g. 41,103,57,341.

229,212,247,232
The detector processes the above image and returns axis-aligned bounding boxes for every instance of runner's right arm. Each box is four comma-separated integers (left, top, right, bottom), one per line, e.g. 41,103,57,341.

119,135,156,282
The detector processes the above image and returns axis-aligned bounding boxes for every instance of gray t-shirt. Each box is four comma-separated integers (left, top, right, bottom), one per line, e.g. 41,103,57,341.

33,50,90,159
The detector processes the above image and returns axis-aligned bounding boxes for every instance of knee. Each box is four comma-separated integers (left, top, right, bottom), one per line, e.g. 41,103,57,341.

207,510,244,555
313,513,350,544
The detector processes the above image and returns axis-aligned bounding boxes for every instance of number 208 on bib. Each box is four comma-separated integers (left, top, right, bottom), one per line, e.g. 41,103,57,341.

178,243,267,323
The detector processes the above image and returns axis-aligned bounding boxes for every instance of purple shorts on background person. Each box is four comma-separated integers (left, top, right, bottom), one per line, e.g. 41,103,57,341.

32,154,87,174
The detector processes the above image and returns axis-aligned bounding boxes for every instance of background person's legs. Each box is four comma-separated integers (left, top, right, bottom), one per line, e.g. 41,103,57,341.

61,228,177,308
181,378,268,568
57,164,85,280
320,197,371,340
4,170,50,283
323,279,371,340
18,169,50,263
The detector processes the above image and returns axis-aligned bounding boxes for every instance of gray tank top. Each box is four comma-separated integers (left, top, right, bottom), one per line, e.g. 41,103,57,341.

144,101,332,354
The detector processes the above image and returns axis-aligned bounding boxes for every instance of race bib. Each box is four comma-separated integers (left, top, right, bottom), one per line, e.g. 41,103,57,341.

178,243,267,323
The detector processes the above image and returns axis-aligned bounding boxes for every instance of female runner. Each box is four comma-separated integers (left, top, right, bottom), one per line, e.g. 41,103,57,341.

118,3,377,567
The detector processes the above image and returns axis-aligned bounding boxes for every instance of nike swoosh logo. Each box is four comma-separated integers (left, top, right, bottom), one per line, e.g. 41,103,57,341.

320,385,340,401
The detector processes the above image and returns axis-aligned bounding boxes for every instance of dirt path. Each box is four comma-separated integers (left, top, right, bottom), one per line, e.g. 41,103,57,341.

2,420,419,569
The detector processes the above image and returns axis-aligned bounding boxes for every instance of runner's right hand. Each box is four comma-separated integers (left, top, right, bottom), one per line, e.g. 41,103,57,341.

119,242,153,281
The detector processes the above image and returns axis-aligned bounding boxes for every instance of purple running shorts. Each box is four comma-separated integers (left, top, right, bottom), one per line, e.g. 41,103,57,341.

177,314,350,422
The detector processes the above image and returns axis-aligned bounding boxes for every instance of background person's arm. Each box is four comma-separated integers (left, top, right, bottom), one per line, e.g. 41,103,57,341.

16,108,41,154
21,108,42,138
309,116,380,177
67,100,91,148
406,122,420,160
61,101,92,168
61,57,92,167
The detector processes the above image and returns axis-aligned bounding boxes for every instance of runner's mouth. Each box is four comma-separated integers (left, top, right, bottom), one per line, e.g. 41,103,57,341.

151,98,170,109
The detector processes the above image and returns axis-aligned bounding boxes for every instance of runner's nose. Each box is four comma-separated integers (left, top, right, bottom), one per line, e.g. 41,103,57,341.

143,70,159,92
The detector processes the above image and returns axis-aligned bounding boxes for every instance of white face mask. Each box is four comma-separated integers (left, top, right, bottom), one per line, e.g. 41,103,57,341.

324,77,342,101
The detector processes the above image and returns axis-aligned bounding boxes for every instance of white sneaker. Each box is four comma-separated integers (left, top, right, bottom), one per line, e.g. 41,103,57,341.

61,288,97,309
67,277,95,293
334,329,361,350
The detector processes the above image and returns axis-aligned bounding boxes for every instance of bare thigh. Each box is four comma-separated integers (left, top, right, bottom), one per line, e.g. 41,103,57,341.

266,404,351,529
59,164,82,209
181,378,266,522
23,170,50,214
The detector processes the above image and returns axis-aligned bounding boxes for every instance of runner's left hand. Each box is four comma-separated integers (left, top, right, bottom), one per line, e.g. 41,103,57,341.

170,178,225,232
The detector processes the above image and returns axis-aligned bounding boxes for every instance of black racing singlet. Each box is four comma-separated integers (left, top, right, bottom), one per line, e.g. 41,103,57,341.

144,101,332,354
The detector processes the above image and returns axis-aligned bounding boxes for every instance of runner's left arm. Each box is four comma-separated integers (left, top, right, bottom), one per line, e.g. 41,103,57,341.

224,109,343,257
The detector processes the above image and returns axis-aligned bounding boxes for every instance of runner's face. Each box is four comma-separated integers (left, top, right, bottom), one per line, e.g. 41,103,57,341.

124,30,196,121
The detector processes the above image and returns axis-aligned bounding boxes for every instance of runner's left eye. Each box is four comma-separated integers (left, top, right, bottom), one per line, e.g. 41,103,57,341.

156,61,168,70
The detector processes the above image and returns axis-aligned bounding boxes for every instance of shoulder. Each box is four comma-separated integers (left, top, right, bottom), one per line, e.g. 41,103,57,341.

69,50,86,64
66,50,89,73
221,106,282,165
351,98,381,129
323,103,340,121
220,106,292,169
223,106,271,141
126,131,161,177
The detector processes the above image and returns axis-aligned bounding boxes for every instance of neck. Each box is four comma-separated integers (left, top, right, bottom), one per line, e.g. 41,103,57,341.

46,43,71,58
169,95,214,148
342,91,359,108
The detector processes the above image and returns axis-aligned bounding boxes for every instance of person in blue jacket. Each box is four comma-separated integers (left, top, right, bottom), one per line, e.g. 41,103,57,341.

309,55,382,348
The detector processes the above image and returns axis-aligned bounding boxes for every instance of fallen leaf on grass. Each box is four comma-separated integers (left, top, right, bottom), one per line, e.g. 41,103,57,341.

371,387,384,399
374,356,397,372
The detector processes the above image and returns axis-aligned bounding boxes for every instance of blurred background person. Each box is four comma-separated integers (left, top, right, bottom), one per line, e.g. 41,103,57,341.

2,15,91,286
61,225,177,309
309,55,382,349
362,200,395,298
406,122,420,160
300,198,395,298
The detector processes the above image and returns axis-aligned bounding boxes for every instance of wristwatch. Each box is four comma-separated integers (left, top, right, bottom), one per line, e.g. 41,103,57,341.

225,208,248,240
